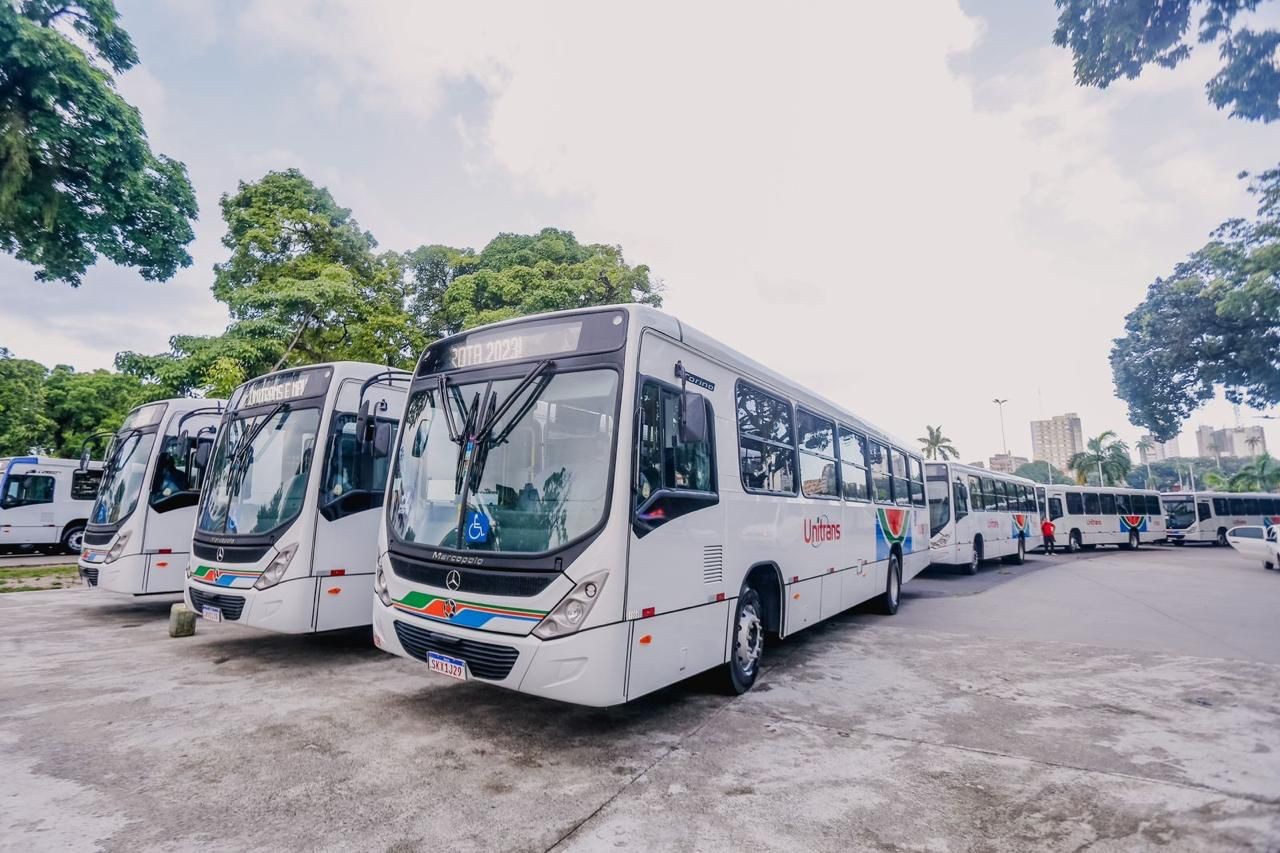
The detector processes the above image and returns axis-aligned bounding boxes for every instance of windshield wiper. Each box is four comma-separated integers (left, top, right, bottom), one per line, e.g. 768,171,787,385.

226,403,290,492
451,360,555,548
101,428,143,480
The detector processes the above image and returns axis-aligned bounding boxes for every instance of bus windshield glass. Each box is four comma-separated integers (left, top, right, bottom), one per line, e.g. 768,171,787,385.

92,431,157,525
926,477,950,536
389,368,619,554
1165,496,1196,529
197,406,322,536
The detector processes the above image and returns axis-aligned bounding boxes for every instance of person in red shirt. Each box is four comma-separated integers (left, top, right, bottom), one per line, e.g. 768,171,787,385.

1041,517,1056,554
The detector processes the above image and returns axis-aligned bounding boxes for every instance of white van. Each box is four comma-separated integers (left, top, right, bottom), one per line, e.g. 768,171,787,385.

0,457,104,553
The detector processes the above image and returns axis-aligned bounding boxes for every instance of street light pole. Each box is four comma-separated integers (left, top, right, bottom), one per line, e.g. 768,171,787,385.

992,398,1009,456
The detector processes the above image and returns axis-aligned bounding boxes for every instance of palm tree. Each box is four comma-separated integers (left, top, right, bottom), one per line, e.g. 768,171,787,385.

918,425,958,461
1068,431,1132,486
1229,454,1280,492
1134,436,1155,488
1245,434,1263,458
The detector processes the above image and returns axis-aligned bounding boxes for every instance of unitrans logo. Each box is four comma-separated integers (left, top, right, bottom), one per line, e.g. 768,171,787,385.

803,515,841,547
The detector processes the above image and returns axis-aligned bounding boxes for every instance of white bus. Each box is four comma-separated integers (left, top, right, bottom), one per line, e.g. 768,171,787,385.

1162,491,1280,546
926,462,1037,573
1036,484,1165,552
78,399,225,594
371,305,931,706
185,362,407,632
0,457,103,553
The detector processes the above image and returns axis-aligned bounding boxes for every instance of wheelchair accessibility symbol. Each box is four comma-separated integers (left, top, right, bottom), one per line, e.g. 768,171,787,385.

464,511,491,544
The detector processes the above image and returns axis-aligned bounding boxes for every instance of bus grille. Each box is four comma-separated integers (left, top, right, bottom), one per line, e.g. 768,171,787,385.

81,567,99,587
393,621,520,681
702,545,724,584
189,588,246,621
389,555,556,597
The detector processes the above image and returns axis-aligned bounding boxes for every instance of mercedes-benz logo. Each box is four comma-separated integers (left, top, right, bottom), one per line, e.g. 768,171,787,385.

445,569,461,591
216,547,224,562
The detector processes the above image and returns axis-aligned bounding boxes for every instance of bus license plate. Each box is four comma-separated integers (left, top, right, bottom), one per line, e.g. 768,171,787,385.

201,606,223,623
427,652,467,681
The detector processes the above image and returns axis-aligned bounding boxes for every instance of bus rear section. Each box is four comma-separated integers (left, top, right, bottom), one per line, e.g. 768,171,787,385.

373,305,929,707
185,363,406,633
1,457,102,554
1043,485,1165,551
80,399,224,594
1163,491,1280,546
926,462,1036,573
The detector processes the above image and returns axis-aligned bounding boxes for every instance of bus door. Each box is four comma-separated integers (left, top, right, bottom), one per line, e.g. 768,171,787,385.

1,465,59,545
313,381,399,630
143,416,219,592
627,333,727,697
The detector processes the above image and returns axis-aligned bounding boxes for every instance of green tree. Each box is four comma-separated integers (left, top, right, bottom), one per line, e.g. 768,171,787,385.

0,347,52,453
0,0,198,285
41,365,160,455
1134,436,1156,487
917,425,958,460
1054,0,1280,123
1068,430,1133,485
1015,461,1075,485
441,228,662,331
1228,453,1280,491
1111,167,1280,439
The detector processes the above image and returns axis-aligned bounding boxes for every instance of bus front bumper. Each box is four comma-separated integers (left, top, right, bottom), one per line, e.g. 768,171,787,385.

186,575,319,634
373,603,629,707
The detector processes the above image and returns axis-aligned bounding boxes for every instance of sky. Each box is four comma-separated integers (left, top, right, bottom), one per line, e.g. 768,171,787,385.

2,0,1278,465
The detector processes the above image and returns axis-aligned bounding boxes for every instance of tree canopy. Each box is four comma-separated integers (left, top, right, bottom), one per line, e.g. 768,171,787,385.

1068,430,1133,485
917,425,958,460
1111,167,1280,439
0,0,197,285
1015,461,1076,485
1054,0,1280,122
117,171,662,395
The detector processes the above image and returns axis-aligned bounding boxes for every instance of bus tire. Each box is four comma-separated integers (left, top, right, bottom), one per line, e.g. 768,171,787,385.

1008,536,1025,565
61,523,86,554
1128,531,1140,551
876,552,902,615
1216,528,1228,547
1068,531,1082,553
723,587,764,695
967,539,982,575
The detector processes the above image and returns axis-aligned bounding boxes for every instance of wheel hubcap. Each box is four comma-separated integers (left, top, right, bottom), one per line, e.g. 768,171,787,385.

735,603,763,676
69,532,83,550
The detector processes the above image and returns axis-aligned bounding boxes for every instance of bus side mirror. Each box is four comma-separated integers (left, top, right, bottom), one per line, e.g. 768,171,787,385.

372,422,392,458
78,448,91,473
679,393,707,444
194,437,214,470
355,400,372,448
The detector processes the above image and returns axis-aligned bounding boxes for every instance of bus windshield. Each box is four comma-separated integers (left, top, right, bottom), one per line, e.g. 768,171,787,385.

926,477,950,536
92,431,157,525
1165,496,1196,529
197,406,322,536
389,368,618,554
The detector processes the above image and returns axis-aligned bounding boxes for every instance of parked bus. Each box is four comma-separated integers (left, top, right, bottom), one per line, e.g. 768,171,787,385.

926,462,1037,573
1034,484,1165,552
78,399,225,594
371,305,931,706
0,457,103,553
1162,491,1280,546
185,362,408,632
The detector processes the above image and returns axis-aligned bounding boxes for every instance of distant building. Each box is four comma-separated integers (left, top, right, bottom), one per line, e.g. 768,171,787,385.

967,461,986,469
1138,434,1181,462
1030,413,1084,475
1195,425,1267,460
988,452,1029,474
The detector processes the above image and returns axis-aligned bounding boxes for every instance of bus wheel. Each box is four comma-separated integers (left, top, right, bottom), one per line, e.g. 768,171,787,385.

876,553,902,615
1068,531,1082,553
62,524,85,554
724,587,764,695
1216,529,1229,547
967,540,982,575
1128,531,1140,551
1010,537,1025,565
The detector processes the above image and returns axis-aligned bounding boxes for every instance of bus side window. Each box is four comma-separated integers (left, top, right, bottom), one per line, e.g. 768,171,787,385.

869,441,892,503
641,380,716,500
1212,498,1228,515
796,409,838,499
736,381,795,495
953,482,969,521
837,426,870,501
968,475,984,511
71,470,101,500
1049,497,1064,520
908,456,926,507
2,474,55,508
1066,492,1084,515
1198,501,1211,521
1083,492,1100,514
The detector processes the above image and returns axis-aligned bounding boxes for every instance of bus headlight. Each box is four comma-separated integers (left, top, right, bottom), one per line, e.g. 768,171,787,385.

373,552,392,607
533,571,608,640
105,531,131,563
253,543,298,590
